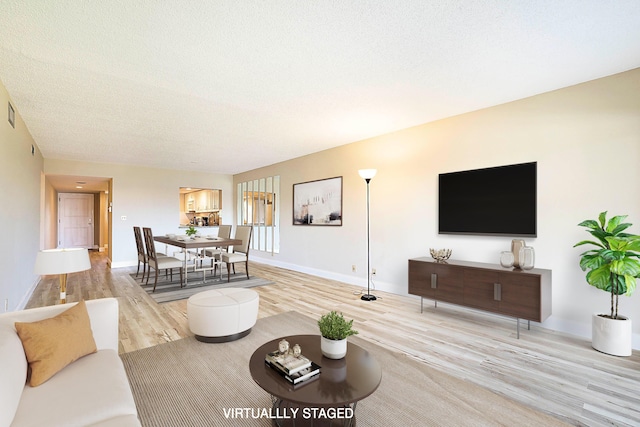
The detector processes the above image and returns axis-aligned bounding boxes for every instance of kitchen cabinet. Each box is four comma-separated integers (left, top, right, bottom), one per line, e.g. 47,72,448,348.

188,190,221,212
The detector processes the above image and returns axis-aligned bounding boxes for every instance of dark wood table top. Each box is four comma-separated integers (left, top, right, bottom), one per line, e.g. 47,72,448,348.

154,235,241,249
249,334,381,407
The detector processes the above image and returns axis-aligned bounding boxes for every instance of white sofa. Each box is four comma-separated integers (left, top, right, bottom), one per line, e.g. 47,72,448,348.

0,298,140,427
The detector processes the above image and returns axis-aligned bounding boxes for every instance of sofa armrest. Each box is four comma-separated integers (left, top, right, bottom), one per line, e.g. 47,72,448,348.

0,298,119,352
85,298,120,351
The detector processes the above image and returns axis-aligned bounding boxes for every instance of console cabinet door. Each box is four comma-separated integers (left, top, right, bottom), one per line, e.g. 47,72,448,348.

463,269,500,311
498,274,541,321
408,260,436,299
408,261,463,302
431,264,464,303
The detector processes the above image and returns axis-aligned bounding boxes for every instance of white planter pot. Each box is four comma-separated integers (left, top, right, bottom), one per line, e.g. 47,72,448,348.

321,336,347,359
592,313,632,356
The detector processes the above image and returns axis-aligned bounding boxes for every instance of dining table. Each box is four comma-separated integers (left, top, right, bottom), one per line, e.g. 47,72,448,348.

154,235,242,287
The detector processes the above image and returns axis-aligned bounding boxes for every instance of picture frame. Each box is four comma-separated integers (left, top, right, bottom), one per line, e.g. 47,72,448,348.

8,102,15,128
293,176,342,226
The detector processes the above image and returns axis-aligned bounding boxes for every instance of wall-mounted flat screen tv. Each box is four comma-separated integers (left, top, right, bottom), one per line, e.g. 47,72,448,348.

438,162,537,237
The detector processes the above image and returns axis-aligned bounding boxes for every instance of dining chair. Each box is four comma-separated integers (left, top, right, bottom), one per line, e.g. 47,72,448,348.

134,226,167,283
142,227,184,292
220,225,253,282
204,224,232,258
133,226,147,281
190,225,233,281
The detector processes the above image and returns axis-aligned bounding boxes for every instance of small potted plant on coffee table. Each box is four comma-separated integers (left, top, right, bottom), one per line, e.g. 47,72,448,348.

318,311,358,359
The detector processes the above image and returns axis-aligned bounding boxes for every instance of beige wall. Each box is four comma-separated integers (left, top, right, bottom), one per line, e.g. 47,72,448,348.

235,68,640,347
0,80,44,311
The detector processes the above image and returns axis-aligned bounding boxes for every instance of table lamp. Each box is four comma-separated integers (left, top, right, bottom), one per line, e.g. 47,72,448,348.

34,248,91,303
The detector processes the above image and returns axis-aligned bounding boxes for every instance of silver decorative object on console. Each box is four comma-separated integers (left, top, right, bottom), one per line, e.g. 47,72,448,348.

430,248,452,262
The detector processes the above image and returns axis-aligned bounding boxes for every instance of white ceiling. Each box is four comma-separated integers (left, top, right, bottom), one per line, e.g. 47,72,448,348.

1,1,639,176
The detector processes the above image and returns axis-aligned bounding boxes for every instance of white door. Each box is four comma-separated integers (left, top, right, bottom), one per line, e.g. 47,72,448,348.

58,193,94,249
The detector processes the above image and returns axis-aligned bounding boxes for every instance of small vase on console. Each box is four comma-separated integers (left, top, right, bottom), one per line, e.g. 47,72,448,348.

511,239,525,269
500,251,514,268
519,246,535,270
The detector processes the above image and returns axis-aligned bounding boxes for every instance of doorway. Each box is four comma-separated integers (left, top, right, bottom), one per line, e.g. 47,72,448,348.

58,193,95,249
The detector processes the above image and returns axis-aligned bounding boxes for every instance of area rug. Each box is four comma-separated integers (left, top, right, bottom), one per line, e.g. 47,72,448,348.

120,311,568,427
130,272,274,303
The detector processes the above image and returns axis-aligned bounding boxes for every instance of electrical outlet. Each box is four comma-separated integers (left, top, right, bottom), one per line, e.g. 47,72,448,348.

372,268,376,276
351,265,357,273
121,215,127,221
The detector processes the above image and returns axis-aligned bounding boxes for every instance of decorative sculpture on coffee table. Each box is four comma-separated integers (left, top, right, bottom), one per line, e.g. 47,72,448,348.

278,339,289,355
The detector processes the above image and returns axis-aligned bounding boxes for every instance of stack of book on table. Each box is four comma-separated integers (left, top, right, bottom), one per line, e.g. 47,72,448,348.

265,351,321,385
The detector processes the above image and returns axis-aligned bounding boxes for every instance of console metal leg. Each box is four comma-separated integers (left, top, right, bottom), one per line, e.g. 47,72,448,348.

420,297,423,313
517,318,520,339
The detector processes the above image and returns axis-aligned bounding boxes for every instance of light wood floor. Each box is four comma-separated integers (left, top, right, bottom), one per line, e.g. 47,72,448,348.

28,251,640,427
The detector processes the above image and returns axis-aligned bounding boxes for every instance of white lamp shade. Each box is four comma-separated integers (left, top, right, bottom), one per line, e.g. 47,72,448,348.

34,248,91,275
358,169,377,180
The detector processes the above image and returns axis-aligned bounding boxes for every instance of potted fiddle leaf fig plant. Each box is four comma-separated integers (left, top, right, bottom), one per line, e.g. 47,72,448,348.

574,211,640,356
318,311,358,359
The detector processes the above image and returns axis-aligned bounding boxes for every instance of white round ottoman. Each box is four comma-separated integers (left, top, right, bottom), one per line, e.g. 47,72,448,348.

187,288,259,343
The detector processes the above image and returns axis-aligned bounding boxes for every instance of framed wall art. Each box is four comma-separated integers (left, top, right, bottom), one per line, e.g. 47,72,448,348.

293,176,342,226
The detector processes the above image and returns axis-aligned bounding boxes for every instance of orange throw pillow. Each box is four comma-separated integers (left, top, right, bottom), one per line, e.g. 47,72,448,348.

15,300,97,386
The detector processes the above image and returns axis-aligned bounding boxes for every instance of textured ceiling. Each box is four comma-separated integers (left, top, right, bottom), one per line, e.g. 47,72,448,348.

1,1,640,175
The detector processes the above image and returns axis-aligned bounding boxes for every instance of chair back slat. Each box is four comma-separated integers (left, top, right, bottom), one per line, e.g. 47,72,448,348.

133,226,145,258
142,227,158,262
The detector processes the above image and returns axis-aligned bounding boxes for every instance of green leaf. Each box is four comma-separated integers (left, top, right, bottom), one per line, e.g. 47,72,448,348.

625,238,640,253
605,215,627,233
612,258,640,277
611,223,633,236
586,265,612,291
578,219,600,229
605,237,627,252
579,254,604,271
598,211,608,228
589,229,611,247
573,240,605,249
613,274,628,295
624,275,637,296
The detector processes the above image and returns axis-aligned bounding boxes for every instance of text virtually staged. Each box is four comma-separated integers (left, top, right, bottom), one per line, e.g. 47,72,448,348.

222,406,354,420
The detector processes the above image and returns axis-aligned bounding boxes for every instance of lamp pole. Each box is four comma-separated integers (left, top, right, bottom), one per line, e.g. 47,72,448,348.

358,169,377,301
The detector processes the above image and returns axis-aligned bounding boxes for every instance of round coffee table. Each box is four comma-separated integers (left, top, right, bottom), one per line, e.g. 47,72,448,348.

249,334,382,427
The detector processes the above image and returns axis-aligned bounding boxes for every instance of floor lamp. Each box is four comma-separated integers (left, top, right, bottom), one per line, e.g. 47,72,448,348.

34,248,91,304
359,169,377,301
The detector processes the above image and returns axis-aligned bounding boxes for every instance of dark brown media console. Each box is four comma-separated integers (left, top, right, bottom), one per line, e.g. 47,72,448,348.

408,257,552,338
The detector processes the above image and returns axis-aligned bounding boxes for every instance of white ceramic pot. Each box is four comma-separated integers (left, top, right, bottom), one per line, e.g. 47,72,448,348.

321,336,347,359
592,313,632,356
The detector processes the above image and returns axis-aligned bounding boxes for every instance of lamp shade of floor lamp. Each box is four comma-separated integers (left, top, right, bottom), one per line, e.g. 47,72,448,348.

34,248,91,304
358,169,377,301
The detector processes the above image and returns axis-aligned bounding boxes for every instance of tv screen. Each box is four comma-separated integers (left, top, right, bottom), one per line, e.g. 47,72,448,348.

438,162,537,237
